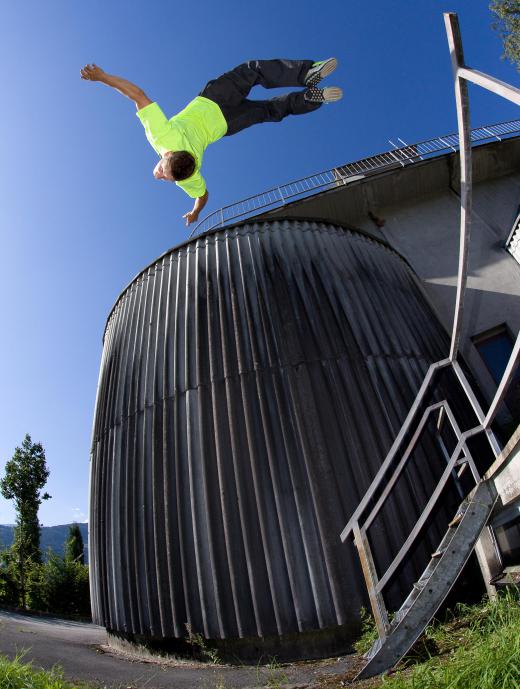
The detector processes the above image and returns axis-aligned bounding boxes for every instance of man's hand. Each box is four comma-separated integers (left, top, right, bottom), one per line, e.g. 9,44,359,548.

80,64,106,82
183,210,200,226
182,191,209,227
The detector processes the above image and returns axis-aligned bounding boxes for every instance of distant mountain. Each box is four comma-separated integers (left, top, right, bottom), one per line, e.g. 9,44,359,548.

0,523,88,563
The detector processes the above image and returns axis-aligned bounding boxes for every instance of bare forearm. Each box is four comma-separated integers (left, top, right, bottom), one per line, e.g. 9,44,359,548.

100,73,144,100
183,190,209,226
81,64,151,109
192,190,209,215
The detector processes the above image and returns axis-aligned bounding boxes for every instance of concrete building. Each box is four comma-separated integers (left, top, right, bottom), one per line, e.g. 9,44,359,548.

258,135,520,430
90,127,520,663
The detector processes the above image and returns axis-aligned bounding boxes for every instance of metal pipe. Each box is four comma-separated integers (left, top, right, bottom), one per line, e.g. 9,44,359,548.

354,523,390,638
340,358,451,542
188,117,520,239
444,12,473,362
458,67,520,106
363,402,446,532
376,431,470,593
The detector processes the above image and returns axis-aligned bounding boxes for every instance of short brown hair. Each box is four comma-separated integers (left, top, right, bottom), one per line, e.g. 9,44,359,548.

168,151,196,181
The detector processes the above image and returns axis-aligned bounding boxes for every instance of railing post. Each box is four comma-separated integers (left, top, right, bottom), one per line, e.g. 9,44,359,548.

353,523,390,638
444,12,473,362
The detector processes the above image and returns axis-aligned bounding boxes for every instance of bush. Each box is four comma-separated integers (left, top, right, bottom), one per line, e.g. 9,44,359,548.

0,547,91,618
0,548,25,607
36,554,90,618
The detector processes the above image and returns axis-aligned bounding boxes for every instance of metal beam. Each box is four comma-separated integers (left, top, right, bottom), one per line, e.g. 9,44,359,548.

376,437,467,593
451,361,502,457
363,402,447,532
353,524,390,638
340,359,451,542
444,12,473,361
458,67,520,107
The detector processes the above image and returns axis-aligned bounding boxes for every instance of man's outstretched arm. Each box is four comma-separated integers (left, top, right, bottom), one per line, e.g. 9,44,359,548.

80,64,152,110
183,190,209,226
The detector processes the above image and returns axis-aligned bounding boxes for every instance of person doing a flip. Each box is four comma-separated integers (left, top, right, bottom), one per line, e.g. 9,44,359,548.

80,59,342,226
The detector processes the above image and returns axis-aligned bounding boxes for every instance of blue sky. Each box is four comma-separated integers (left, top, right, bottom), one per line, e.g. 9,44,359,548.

0,0,518,526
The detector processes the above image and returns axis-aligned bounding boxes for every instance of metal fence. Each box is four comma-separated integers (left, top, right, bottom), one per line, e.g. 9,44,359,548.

189,118,520,238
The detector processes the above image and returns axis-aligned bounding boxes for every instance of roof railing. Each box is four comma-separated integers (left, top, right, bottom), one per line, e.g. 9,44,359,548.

188,118,520,238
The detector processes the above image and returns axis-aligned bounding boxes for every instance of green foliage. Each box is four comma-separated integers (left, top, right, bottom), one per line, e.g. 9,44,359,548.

0,652,80,689
353,606,379,655
185,623,221,664
490,0,520,70
0,549,20,606
0,434,51,607
263,657,289,689
380,591,520,689
0,548,90,618
33,554,90,618
64,524,85,565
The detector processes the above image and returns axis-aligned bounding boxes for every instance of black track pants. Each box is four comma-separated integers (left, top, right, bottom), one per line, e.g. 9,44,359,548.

199,59,321,136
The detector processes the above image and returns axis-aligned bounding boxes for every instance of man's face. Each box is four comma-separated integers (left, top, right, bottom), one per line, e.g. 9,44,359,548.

153,151,174,181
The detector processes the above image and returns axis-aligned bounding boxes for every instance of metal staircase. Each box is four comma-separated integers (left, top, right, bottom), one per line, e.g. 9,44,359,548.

356,480,498,679
339,12,520,681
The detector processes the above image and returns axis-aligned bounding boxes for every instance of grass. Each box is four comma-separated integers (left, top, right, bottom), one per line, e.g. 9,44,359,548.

381,591,520,689
0,652,82,689
1,592,518,689
318,590,520,689
262,657,289,689
185,622,222,664
353,607,382,655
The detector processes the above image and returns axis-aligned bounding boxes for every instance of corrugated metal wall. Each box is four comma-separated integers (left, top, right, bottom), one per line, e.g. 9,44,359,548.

89,219,468,653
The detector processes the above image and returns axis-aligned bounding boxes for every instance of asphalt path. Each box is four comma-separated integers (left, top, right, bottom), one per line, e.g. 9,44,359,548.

0,610,355,688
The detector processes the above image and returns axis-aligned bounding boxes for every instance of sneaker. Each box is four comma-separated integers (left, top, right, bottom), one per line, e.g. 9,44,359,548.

304,57,338,86
304,86,343,103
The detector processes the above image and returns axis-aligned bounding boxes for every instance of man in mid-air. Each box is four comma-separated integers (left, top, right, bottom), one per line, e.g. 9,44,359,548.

80,59,342,226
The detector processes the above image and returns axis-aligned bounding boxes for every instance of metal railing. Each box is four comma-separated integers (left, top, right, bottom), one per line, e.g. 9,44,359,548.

339,11,520,642
189,118,520,239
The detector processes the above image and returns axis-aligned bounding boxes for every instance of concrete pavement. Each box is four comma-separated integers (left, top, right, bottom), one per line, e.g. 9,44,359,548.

0,610,355,688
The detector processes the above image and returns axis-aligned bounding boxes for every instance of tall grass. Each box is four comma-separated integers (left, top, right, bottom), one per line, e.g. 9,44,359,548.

381,591,520,689
0,653,81,689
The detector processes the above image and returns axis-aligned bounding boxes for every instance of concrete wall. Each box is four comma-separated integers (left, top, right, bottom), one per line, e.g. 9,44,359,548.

261,138,520,413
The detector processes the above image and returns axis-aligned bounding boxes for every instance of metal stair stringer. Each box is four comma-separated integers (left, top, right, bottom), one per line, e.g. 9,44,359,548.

356,479,498,680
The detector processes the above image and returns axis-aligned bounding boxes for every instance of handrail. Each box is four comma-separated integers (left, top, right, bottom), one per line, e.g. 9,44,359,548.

339,358,451,541
338,13,520,643
189,118,520,239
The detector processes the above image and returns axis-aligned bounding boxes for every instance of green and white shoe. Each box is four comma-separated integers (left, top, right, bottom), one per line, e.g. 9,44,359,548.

304,57,338,86
304,86,343,103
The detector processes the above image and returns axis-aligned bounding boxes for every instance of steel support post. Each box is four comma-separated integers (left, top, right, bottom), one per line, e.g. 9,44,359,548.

444,12,473,362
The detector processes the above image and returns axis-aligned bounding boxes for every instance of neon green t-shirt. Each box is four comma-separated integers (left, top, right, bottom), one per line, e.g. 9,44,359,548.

136,97,227,198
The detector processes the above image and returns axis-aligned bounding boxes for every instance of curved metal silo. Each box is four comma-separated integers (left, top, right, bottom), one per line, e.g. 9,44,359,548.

89,219,471,660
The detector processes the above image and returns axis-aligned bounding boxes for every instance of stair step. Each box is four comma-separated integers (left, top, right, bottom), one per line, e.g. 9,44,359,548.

448,512,464,528
431,549,445,558
356,480,497,680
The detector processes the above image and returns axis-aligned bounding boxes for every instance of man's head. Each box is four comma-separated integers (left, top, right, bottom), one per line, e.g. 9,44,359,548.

153,151,196,182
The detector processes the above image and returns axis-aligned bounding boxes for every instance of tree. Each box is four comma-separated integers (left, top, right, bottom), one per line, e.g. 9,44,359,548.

0,434,51,607
490,0,520,71
65,523,85,564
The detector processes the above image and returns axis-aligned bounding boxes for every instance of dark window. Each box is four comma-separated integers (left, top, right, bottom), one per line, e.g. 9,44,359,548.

472,324,520,428
473,325,518,384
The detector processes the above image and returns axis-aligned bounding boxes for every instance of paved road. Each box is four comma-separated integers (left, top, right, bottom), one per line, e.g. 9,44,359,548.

0,610,354,688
